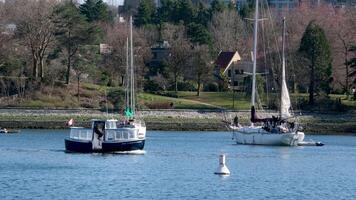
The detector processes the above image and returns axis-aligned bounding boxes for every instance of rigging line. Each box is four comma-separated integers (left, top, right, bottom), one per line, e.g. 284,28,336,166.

260,4,269,112
261,0,281,107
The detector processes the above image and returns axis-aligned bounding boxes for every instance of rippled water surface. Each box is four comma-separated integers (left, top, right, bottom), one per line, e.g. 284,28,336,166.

1,130,356,200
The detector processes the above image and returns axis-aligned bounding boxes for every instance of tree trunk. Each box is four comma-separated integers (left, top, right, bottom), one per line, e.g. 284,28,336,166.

32,57,38,79
197,75,201,96
345,49,349,97
309,64,315,105
174,72,178,92
77,75,80,103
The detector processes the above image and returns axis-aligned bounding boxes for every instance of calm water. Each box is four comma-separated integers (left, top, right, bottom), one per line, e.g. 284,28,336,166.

0,130,356,200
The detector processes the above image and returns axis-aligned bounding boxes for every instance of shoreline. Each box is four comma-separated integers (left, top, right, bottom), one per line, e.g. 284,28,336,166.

0,109,355,134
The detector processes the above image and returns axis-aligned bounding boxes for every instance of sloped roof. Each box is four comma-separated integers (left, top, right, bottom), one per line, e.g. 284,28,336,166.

215,51,241,73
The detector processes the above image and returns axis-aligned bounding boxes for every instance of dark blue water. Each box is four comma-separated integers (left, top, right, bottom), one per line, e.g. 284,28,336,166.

1,130,356,200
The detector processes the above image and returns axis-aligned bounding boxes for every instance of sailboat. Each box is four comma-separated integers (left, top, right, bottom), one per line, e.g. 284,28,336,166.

65,16,146,153
229,1,304,146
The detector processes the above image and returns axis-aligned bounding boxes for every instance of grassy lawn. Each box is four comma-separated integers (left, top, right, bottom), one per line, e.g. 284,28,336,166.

177,91,251,110
138,92,217,109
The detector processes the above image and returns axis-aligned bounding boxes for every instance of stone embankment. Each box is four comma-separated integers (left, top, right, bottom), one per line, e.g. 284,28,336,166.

0,108,355,134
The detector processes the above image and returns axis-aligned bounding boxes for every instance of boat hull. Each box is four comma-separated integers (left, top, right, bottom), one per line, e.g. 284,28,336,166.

232,127,304,146
65,138,145,153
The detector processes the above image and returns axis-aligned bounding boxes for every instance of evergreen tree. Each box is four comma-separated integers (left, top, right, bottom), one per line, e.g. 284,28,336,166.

187,22,211,45
156,0,175,23
299,21,332,105
134,0,156,27
79,0,111,22
194,2,210,27
172,0,195,25
210,0,226,15
238,0,253,19
52,2,99,84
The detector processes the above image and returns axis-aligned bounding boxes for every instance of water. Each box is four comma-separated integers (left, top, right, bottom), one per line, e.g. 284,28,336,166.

1,130,356,200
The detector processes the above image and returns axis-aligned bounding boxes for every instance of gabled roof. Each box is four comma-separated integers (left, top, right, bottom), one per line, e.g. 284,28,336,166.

215,51,241,73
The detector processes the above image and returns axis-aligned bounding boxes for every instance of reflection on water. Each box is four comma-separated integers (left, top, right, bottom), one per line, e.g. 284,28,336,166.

1,130,356,200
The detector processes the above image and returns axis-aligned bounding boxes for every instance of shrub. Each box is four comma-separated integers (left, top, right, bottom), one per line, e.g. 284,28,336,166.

107,87,125,110
203,82,219,92
145,101,173,109
144,80,163,92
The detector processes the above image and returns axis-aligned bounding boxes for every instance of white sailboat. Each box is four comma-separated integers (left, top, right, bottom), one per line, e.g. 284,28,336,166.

229,2,304,146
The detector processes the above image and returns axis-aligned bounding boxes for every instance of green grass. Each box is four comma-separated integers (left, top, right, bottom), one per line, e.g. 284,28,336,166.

138,93,217,109
177,91,251,110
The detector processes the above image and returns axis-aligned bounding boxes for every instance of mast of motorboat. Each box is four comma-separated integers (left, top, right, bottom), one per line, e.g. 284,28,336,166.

280,17,291,119
125,37,129,110
250,0,259,125
130,15,135,116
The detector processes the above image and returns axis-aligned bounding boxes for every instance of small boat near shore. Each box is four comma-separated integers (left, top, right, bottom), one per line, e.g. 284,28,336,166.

65,119,145,153
0,128,21,134
298,140,324,146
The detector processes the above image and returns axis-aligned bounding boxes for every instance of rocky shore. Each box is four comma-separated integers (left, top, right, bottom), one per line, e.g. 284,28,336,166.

0,108,355,134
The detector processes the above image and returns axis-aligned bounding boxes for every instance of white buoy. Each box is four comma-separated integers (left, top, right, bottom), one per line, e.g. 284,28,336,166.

214,154,230,176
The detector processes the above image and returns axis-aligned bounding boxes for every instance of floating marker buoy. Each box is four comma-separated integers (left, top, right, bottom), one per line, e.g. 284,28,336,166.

214,154,230,176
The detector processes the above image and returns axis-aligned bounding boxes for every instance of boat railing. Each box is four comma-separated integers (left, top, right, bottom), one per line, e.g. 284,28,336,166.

105,129,139,141
69,127,92,141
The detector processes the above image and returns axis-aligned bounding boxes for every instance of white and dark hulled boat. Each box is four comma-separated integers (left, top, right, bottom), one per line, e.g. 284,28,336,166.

229,4,304,146
65,119,145,153
65,16,146,153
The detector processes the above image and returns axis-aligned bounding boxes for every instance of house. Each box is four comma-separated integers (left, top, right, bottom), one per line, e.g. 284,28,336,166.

215,51,243,91
215,51,267,91
148,40,170,76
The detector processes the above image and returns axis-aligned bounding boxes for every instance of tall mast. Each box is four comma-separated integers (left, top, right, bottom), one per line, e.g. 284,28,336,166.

130,15,135,116
280,17,286,117
279,17,291,119
125,37,129,109
251,0,259,107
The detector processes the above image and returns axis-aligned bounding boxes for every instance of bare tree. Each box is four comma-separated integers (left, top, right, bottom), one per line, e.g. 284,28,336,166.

330,8,356,96
16,0,56,81
162,23,192,92
189,44,213,96
287,3,356,93
208,9,249,56
103,20,150,89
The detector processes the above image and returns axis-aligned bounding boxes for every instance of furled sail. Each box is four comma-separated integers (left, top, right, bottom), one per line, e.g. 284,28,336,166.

280,61,291,119
280,17,291,119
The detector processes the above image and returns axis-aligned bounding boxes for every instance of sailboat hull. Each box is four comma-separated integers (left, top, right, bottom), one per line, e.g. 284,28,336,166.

231,126,304,146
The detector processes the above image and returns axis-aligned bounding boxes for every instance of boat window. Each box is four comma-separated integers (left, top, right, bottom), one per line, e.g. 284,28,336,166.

105,121,117,129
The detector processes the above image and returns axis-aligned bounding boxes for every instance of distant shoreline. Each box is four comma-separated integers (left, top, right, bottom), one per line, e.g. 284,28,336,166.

0,108,355,134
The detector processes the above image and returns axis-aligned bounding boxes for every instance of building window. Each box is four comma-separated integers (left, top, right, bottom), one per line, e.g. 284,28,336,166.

235,69,239,75
234,81,238,86
228,70,231,77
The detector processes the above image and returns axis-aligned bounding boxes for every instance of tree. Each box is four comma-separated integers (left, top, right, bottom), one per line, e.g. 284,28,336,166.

79,0,111,23
299,21,332,105
16,0,55,81
331,8,356,96
162,24,191,92
52,1,98,84
238,0,253,19
208,9,248,55
190,45,212,96
134,0,155,27
72,45,98,102
187,22,211,45
348,45,356,99
210,0,226,15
